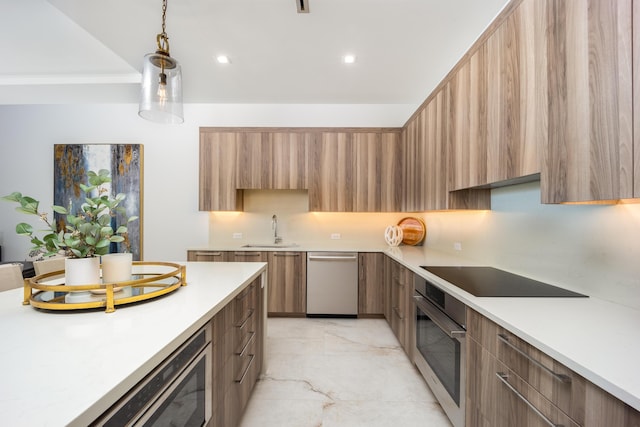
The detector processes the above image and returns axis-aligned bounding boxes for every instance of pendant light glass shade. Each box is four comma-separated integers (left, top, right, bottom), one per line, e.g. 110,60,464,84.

138,0,184,124
139,51,183,124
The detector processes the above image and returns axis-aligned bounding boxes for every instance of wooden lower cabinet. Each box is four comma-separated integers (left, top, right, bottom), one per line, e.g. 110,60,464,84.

466,308,640,427
211,278,264,427
187,250,231,262
188,250,306,316
385,259,413,352
358,252,385,315
266,251,306,315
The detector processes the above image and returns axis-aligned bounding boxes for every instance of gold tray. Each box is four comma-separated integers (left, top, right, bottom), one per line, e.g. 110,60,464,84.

23,261,186,313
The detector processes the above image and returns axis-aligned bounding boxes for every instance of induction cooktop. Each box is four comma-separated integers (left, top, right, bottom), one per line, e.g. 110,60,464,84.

420,266,587,298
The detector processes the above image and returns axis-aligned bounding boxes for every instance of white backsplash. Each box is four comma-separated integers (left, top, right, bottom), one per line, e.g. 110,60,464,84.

208,190,409,248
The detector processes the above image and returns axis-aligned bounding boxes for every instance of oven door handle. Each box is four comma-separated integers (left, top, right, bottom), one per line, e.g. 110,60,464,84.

414,294,466,339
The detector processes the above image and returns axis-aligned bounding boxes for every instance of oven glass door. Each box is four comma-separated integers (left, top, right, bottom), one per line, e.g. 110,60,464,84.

138,345,212,427
416,301,461,405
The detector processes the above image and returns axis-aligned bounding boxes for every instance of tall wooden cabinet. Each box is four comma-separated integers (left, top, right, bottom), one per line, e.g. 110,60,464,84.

484,0,545,185
542,0,634,203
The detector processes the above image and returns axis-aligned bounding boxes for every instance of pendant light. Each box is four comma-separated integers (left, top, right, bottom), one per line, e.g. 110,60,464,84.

139,0,184,124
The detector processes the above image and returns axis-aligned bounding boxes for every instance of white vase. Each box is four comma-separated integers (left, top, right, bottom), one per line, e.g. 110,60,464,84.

64,257,100,303
101,253,133,283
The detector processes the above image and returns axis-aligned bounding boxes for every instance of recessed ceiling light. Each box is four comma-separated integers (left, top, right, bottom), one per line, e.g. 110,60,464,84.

216,55,230,64
343,54,356,64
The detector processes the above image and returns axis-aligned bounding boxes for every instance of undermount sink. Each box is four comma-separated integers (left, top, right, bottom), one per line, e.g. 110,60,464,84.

241,243,299,249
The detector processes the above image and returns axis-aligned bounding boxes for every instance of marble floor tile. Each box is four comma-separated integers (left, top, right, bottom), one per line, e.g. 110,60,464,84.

240,318,452,427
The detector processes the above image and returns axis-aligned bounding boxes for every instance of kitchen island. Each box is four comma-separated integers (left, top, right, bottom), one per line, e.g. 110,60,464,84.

0,261,267,426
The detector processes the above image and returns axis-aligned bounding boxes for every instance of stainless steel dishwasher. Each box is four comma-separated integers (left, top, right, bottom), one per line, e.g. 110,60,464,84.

306,252,358,317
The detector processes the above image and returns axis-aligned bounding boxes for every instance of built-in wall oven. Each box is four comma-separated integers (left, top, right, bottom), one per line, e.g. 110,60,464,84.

414,275,466,427
96,323,212,427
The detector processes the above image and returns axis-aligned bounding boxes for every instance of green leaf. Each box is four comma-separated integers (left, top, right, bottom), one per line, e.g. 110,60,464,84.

116,225,128,234
1,192,23,202
52,205,68,214
128,216,139,223
100,226,114,236
110,236,125,243
16,222,34,235
96,238,111,248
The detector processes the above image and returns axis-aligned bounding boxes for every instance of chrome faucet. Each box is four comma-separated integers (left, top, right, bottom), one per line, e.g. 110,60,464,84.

272,214,282,244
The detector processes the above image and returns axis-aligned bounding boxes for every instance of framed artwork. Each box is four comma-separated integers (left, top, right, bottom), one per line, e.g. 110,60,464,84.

53,144,144,260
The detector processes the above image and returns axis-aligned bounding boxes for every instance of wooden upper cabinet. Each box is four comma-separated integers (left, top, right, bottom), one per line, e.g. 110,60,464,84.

269,132,310,190
634,0,640,199
236,132,269,189
354,131,402,212
543,0,633,203
486,0,545,185
450,55,487,191
402,111,426,212
308,131,356,211
199,131,243,211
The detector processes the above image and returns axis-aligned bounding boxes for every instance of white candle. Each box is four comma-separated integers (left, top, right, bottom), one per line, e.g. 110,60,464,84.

101,253,133,283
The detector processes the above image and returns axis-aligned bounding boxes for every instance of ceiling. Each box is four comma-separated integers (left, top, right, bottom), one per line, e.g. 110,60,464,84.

1,0,509,106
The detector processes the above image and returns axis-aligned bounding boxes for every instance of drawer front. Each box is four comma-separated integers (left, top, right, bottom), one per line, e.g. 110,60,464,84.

467,338,579,427
467,309,585,423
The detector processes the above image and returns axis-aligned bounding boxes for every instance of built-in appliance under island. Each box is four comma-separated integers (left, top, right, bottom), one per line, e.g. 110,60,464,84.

0,261,267,426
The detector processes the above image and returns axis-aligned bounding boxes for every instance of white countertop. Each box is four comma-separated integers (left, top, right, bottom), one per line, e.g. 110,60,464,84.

384,246,640,413
0,261,267,427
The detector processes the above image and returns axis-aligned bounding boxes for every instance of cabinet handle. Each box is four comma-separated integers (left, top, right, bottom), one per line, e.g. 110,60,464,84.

273,253,301,257
497,334,571,383
393,306,404,320
496,372,563,427
236,308,255,329
195,251,222,256
235,283,256,301
236,331,256,357
235,251,262,256
235,354,255,384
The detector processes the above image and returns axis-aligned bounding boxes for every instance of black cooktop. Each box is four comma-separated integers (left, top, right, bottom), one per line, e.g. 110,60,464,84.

421,266,587,298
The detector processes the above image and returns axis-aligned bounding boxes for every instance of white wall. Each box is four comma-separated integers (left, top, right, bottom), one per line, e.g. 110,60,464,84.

0,103,414,262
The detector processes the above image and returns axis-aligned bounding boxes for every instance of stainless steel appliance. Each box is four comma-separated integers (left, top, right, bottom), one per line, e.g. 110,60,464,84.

97,324,212,426
306,252,358,316
414,274,466,427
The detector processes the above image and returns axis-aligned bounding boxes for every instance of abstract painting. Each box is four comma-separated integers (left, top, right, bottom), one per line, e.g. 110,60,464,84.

53,144,143,260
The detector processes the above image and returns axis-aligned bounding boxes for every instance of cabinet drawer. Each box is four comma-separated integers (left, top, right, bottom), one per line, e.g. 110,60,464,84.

467,308,585,423
467,337,579,427
233,281,257,324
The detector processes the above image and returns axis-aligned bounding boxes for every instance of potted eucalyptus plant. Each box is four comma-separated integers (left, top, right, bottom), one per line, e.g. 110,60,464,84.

2,169,138,296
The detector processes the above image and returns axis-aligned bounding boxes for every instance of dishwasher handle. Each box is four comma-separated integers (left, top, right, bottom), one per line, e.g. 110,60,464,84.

308,254,358,261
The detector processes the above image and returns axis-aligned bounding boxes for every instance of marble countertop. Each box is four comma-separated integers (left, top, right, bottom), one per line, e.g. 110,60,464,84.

0,261,267,427
383,246,640,413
